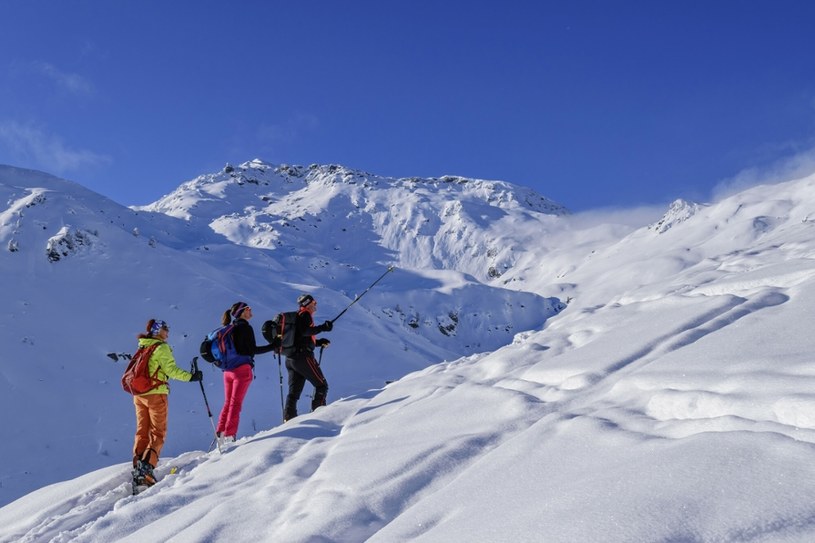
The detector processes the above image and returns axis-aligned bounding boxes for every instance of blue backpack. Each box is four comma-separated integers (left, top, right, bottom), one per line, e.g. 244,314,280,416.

199,323,251,369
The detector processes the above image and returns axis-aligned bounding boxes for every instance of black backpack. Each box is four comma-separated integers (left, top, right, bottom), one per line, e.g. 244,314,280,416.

262,311,298,357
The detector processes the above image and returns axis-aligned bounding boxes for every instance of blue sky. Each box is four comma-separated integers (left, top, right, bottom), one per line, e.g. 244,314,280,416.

1,1,814,211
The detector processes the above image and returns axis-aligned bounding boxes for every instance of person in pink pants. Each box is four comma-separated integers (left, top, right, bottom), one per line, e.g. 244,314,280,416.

215,301,275,446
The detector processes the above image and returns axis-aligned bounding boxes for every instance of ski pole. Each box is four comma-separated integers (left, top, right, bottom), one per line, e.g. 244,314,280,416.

330,265,395,324
277,352,285,422
192,357,220,452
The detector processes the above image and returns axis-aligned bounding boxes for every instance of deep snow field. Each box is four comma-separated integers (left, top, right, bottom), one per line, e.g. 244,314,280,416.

2,162,815,542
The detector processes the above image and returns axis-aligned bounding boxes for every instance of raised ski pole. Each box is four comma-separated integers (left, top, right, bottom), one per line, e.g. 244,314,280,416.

191,357,221,452
330,265,395,324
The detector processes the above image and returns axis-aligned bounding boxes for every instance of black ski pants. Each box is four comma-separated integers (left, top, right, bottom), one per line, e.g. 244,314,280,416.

285,352,328,419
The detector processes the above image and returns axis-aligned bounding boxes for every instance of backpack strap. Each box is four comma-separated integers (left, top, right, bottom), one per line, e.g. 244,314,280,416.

216,324,235,360
142,342,167,389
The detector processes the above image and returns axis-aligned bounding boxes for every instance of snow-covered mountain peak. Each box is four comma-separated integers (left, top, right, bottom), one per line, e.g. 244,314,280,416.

146,159,567,218
649,198,703,234
139,159,570,282
0,164,225,260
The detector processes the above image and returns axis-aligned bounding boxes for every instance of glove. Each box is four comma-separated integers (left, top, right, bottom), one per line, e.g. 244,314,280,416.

316,338,331,348
189,370,203,382
321,320,333,332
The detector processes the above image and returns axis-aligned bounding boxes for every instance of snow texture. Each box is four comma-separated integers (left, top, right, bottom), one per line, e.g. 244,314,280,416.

2,161,815,542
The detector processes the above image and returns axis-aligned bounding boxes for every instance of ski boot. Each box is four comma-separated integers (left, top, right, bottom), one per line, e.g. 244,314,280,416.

131,460,157,495
218,433,237,451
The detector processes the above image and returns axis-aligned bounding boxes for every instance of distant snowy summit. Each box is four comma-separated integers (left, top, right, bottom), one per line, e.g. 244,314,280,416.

650,199,703,234
142,159,569,219
138,159,570,280
0,163,226,262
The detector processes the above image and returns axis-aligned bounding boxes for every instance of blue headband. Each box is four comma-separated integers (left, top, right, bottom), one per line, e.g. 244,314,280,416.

150,320,168,335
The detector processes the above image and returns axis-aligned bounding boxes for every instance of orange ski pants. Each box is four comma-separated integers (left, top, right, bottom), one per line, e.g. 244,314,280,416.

133,393,168,467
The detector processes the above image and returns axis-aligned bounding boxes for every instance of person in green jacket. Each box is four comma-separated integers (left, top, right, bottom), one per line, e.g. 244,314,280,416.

131,319,202,489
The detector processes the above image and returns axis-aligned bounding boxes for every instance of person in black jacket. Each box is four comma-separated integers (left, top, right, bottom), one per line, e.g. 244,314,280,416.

283,293,333,422
215,301,275,445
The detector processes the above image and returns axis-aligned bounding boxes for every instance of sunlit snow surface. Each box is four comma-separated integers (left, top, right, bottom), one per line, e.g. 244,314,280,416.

2,162,815,542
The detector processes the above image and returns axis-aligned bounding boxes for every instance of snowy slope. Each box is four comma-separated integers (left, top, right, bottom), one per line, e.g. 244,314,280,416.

140,161,567,279
0,161,566,508
3,169,815,541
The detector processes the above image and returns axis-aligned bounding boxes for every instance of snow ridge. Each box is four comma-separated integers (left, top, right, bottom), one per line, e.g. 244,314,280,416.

4,163,815,542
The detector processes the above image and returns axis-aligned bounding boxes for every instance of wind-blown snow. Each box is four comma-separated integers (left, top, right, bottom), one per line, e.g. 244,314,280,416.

2,160,815,542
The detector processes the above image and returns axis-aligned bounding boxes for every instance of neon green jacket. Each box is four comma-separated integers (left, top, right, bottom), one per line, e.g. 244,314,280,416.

137,337,193,395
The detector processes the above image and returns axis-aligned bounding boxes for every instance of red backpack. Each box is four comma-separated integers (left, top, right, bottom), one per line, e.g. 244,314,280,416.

121,343,165,395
